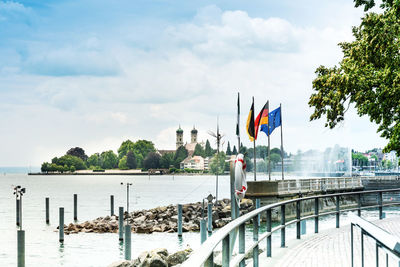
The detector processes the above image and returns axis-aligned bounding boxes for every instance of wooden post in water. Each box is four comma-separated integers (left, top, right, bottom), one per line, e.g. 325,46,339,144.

45,198,49,224
124,225,131,260
177,204,182,236
59,207,64,243
200,219,206,244
73,194,78,221
110,195,114,216
118,207,124,241
17,230,25,267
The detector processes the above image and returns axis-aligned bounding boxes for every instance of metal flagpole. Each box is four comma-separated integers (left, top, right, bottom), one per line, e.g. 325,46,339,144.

237,92,241,154
253,97,257,181
268,101,271,181
280,103,284,180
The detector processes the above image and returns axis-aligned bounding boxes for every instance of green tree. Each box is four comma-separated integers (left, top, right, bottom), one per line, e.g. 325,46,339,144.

232,145,238,155
70,165,76,172
87,153,100,168
118,140,135,159
133,140,156,167
66,147,88,161
118,156,129,170
193,143,205,157
309,0,400,154
143,152,161,169
41,162,50,173
174,146,188,168
160,152,174,169
270,148,281,155
205,140,213,157
57,155,86,170
226,142,232,155
100,150,118,169
126,151,137,169
210,152,226,175
270,153,282,169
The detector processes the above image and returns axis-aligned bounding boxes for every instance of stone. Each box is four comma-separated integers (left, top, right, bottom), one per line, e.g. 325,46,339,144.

143,253,168,267
133,215,146,224
151,248,169,258
167,248,193,266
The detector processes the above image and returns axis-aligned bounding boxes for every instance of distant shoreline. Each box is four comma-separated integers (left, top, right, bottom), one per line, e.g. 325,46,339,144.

27,170,222,176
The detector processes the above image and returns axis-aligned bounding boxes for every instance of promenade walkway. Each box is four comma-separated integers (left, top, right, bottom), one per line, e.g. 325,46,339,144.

256,217,400,267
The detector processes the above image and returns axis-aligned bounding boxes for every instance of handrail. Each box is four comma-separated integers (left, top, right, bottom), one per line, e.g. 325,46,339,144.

183,188,400,267
350,213,400,266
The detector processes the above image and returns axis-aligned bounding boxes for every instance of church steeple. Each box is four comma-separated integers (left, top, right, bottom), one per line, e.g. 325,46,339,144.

176,125,184,149
191,125,198,143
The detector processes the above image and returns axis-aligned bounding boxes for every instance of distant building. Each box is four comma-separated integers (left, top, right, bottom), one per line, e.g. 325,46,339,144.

180,155,205,170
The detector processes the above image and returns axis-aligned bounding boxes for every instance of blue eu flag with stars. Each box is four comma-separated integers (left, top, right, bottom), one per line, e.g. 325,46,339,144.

260,107,281,136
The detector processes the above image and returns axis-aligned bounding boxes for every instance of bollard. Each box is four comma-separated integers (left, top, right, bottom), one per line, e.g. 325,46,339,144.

266,209,272,257
110,195,114,216
296,200,301,239
45,198,49,224
314,198,319,233
119,207,124,241
200,219,207,244
207,203,213,233
59,207,64,243
16,199,20,226
124,225,131,260
73,194,78,221
17,230,25,267
382,212,386,219
177,204,182,236
301,220,306,235
256,199,260,225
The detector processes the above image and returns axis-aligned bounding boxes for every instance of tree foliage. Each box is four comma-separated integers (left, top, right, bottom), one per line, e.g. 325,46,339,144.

55,155,86,170
210,151,226,174
226,142,232,155
205,139,213,157
309,0,400,154
66,147,88,161
118,156,129,170
126,151,137,169
174,146,188,168
100,150,118,169
193,143,205,157
87,153,100,168
232,145,238,155
118,140,135,159
160,152,174,169
143,152,161,170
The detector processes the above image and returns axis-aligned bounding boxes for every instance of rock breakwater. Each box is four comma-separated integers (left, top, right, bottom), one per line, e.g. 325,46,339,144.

61,198,254,235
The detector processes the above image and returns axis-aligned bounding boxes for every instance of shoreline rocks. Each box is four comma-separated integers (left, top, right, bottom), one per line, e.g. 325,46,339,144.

61,198,254,235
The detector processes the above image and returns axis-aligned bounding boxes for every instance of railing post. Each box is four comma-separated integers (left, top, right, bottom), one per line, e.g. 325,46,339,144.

204,252,213,267
178,204,183,236
239,224,245,267
118,207,124,241
314,197,319,233
296,200,301,239
266,209,271,257
378,192,383,220
358,193,361,217
200,219,207,244
336,195,340,228
208,203,213,234
351,223,354,267
45,197,49,224
281,205,285,247
361,230,364,267
253,216,259,267
16,199,20,226
110,195,114,216
222,234,230,267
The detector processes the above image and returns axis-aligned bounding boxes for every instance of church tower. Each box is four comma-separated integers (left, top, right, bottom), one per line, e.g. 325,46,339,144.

176,125,184,149
191,126,198,143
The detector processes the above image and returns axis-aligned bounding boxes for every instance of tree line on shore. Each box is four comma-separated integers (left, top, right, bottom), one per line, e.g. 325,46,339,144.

40,138,285,174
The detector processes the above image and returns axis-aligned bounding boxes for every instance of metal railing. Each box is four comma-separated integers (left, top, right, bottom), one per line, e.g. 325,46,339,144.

277,177,363,194
182,188,400,267
350,213,400,267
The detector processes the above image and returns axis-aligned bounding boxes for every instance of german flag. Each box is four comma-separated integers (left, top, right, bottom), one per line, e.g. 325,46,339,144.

246,98,255,142
254,101,269,140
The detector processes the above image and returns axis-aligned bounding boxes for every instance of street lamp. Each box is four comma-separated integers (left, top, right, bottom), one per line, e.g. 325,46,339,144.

13,185,26,230
121,182,133,214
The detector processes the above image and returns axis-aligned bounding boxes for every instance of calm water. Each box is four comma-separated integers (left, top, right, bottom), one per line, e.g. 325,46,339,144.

0,174,397,266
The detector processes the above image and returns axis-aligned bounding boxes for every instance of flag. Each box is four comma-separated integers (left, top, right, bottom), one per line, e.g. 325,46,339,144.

246,98,255,142
261,106,281,136
254,102,268,140
236,92,240,138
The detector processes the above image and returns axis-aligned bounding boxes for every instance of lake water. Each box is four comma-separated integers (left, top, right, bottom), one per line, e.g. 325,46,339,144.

0,174,396,266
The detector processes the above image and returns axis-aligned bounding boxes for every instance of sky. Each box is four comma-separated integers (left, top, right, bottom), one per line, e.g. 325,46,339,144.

0,0,388,166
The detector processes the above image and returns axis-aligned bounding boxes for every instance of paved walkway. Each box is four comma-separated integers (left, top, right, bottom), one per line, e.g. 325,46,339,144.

255,217,400,267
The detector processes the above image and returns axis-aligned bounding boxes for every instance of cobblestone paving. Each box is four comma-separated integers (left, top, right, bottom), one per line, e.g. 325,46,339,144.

257,217,400,267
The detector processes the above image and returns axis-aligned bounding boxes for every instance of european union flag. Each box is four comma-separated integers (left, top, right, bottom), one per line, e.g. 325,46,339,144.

260,107,281,136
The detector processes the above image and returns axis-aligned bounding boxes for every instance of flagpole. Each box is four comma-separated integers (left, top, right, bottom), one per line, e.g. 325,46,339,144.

237,92,240,154
280,103,284,180
253,97,257,181
267,101,271,181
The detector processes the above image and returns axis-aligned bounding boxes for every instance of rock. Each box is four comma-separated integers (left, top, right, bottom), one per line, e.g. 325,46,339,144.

167,248,193,266
143,253,168,267
170,215,178,223
151,248,169,258
107,260,134,267
133,215,146,224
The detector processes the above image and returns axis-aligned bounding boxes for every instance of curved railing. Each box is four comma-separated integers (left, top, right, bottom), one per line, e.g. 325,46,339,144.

182,188,400,267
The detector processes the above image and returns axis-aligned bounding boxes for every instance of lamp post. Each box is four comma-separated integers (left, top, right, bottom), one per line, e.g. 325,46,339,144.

13,186,26,230
121,182,133,214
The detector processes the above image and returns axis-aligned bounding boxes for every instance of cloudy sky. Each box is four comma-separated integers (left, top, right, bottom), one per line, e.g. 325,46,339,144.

0,0,387,166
